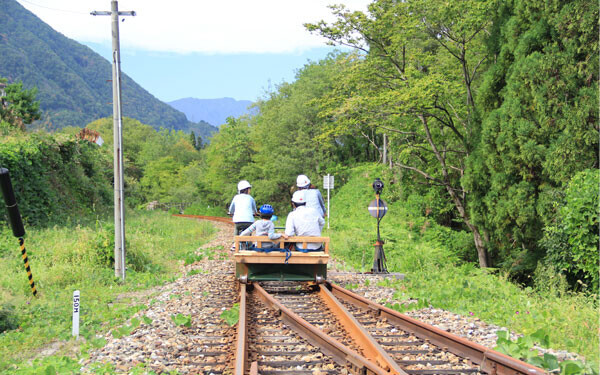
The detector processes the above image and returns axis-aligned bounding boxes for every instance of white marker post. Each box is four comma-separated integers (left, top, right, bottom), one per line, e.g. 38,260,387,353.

323,175,334,229
72,290,80,338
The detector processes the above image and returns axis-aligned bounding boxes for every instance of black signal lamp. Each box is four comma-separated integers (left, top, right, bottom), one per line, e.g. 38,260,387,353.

372,178,384,195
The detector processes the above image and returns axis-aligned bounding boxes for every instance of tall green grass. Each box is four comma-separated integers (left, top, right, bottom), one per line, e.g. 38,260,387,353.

327,164,598,364
0,210,215,372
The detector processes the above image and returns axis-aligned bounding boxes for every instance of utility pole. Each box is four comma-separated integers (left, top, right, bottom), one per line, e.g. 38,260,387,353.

91,2,135,280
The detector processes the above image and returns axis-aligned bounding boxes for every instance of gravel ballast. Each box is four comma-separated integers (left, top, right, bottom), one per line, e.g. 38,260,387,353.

82,218,579,373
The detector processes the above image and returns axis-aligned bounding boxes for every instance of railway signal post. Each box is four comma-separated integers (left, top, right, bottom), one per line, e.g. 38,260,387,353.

323,174,334,229
368,178,388,273
91,1,136,280
0,168,37,296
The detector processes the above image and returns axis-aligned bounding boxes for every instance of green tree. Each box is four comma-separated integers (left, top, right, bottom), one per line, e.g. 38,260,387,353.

189,130,204,150
248,55,354,209
464,0,599,274
199,116,253,206
195,134,203,150
306,0,495,266
87,117,202,206
0,79,40,130
139,156,184,202
540,169,599,293
198,54,359,212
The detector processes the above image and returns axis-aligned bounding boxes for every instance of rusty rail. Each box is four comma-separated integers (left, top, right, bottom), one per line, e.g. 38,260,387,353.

327,282,547,375
178,214,547,375
317,284,407,374
172,214,234,225
234,283,247,375
252,282,393,375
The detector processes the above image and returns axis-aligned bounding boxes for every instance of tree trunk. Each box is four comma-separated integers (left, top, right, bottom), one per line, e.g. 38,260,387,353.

443,179,488,268
465,220,488,267
420,114,488,267
383,133,387,165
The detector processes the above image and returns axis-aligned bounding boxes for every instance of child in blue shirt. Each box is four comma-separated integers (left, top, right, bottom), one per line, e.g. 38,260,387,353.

240,204,288,249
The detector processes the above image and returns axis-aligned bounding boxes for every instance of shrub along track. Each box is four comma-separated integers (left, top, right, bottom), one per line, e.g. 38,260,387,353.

84,215,546,374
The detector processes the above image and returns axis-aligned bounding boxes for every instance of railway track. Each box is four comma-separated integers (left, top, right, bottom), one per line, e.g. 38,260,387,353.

233,280,546,375
174,215,546,375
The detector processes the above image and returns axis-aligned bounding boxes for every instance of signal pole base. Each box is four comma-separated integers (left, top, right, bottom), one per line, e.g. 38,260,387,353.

371,241,388,274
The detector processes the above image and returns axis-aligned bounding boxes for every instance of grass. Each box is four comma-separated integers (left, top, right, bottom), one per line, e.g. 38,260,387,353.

0,163,597,373
0,210,215,373
326,164,599,365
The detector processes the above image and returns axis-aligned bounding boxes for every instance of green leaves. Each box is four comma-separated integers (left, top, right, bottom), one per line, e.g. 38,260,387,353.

469,0,599,281
89,336,107,349
111,317,141,338
494,329,581,373
0,79,40,129
220,303,240,327
0,133,112,227
171,313,192,328
541,169,599,293
530,328,550,348
559,360,599,375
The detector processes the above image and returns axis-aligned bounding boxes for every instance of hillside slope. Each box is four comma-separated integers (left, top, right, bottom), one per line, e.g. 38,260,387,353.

0,0,216,139
326,164,597,363
168,97,256,127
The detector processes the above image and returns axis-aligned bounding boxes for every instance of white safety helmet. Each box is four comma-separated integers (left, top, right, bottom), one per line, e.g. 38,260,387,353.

296,174,310,188
237,180,251,192
291,190,306,204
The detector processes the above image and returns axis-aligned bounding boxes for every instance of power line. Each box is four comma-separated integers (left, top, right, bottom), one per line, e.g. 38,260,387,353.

18,0,89,15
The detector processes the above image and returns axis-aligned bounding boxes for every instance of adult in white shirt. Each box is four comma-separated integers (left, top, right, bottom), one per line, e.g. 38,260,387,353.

296,174,326,218
228,180,258,236
285,190,325,250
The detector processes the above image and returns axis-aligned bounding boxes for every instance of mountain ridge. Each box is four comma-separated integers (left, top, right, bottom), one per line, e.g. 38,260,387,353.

168,97,256,127
0,0,217,139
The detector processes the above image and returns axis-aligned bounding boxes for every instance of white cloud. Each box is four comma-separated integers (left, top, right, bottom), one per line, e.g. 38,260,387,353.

17,0,370,54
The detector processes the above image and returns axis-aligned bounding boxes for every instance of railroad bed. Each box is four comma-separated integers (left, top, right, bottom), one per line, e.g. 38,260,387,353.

235,281,545,375
82,216,550,374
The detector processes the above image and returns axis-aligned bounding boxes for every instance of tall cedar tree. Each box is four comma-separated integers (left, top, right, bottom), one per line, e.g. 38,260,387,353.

464,0,599,275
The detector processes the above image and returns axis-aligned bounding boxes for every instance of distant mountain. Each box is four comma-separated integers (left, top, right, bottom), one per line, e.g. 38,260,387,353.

168,97,256,127
0,0,216,140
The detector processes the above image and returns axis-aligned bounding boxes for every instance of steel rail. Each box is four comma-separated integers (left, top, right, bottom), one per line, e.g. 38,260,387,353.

318,284,407,375
234,283,247,375
327,282,547,375
252,282,393,375
172,214,234,225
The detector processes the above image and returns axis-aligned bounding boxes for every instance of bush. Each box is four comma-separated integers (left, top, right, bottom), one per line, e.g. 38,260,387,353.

0,304,18,333
91,222,115,268
431,226,478,263
0,133,112,227
540,169,599,293
90,220,154,272
532,261,570,298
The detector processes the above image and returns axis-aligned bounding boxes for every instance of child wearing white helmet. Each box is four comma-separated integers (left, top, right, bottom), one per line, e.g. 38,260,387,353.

296,174,326,218
285,190,325,250
228,180,258,241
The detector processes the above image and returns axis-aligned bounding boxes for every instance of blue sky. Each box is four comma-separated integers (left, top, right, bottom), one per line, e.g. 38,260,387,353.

85,43,344,102
17,0,370,102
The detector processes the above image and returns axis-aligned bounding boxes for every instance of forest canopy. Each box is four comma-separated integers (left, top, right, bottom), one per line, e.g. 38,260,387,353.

197,0,598,291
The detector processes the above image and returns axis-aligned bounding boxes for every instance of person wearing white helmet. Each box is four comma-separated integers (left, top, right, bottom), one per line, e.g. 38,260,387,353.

296,174,326,218
285,190,325,250
228,180,258,239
